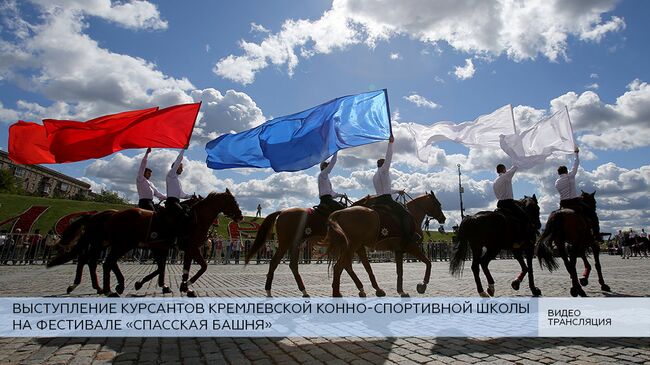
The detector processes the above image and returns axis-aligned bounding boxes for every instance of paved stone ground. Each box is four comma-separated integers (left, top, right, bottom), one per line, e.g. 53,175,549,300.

0,255,649,364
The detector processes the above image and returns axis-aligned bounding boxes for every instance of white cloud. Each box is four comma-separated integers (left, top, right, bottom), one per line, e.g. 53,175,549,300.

453,58,475,80
389,52,401,60
190,88,266,142
403,94,440,110
586,82,599,90
434,76,445,83
0,1,191,123
216,0,625,84
590,73,599,79
250,22,270,33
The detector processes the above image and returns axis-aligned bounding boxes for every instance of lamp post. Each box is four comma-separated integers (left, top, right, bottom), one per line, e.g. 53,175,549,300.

457,164,465,219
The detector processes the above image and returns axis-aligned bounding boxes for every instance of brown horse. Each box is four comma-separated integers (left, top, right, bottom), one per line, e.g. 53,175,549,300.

537,191,611,297
245,201,346,297
449,195,542,297
322,192,446,297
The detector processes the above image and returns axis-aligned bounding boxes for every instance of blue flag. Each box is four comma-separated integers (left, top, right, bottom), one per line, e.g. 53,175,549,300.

205,89,391,172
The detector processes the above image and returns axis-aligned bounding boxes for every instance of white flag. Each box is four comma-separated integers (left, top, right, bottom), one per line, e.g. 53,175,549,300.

499,107,575,169
408,105,515,162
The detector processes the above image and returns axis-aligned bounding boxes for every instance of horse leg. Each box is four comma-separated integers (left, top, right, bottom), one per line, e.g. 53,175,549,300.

480,250,496,297
558,243,585,297
135,249,161,290
341,252,366,297
289,242,308,297
265,244,289,297
67,253,86,294
331,258,345,297
471,249,488,297
188,248,208,286
404,242,431,294
591,243,611,292
357,248,385,297
525,246,541,297
88,251,102,295
511,249,527,291
156,249,172,294
579,253,592,287
179,247,196,297
395,251,409,297
102,247,127,297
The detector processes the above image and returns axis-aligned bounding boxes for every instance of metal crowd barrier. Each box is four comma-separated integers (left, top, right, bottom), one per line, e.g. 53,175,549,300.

0,234,515,265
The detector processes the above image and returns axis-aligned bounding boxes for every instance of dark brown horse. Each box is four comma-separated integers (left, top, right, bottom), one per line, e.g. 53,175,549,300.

450,195,542,297
49,197,201,295
50,190,242,297
322,192,446,297
536,191,610,297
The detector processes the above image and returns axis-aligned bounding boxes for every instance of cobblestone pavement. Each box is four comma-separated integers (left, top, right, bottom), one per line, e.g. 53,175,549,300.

0,255,649,364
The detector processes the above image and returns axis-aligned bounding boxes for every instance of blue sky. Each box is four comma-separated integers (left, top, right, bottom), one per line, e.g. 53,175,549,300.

1,0,648,233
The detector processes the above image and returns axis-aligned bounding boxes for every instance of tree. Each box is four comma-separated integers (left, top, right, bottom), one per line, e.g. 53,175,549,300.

93,189,130,205
0,169,24,194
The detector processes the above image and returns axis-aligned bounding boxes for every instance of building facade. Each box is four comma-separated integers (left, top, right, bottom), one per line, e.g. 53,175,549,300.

0,150,91,199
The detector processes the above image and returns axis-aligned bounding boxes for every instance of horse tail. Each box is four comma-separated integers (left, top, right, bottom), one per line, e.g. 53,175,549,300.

47,214,93,268
449,218,471,277
536,213,560,272
323,213,349,264
245,211,281,264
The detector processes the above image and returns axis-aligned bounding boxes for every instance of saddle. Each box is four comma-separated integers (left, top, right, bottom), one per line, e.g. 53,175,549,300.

494,208,529,245
302,208,329,238
362,196,415,241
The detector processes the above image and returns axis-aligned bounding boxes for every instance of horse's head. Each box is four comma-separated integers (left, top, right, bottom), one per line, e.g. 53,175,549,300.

221,188,243,222
580,190,597,211
520,194,541,230
57,214,90,252
422,190,446,224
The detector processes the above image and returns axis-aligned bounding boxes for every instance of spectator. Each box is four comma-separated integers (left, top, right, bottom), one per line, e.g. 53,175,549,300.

43,230,58,262
214,236,223,264
223,239,232,264
256,204,262,218
232,239,242,264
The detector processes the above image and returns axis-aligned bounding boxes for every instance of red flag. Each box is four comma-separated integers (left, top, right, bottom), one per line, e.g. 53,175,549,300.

8,121,56,164
44,103,200,163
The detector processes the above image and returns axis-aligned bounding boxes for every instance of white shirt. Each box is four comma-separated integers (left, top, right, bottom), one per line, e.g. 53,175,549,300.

166,150,191,199
318,152,340,197
493,165,517,200
555,153,579,200
373,142,399,196
136,150,166,200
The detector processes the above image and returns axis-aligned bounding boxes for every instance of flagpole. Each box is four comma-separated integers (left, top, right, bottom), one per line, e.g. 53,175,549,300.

565,105,576,149
383,89,392,137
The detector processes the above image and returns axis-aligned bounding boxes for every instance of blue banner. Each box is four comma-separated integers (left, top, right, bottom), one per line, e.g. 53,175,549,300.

205,90,390,172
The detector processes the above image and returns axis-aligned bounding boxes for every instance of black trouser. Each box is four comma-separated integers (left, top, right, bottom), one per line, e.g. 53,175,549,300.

138,198,155,211
165,197,187,246
319,195,345,211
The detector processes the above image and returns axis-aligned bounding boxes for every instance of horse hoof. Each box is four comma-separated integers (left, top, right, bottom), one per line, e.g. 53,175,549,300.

180,282,188,293
66,286,74,294
265,290,272,298
601,284,611,292
162,286,172,294
376,289,386,297
400,292,410,298
107,292,120,298
416,283,427,294
332,292,342,298
578,288,588,297
579,277,589,287
511,280,521,291
570,287,579,297
487,287,495,297
358,291,367,298
186,289,197,298
115,284,124,295
479,291,491,298
302,293,310,298
533,288,542,297
96,289,104,295
134,281,143,290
